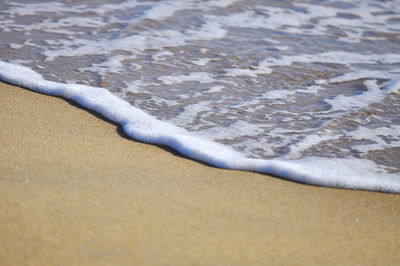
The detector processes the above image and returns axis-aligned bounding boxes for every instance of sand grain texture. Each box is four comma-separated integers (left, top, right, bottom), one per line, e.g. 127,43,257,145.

1,82,400,265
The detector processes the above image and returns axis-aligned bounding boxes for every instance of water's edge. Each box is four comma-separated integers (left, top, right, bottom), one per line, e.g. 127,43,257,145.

1,60,399,193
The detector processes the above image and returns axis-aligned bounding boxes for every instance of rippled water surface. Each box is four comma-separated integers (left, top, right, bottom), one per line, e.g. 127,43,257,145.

1,0,399,174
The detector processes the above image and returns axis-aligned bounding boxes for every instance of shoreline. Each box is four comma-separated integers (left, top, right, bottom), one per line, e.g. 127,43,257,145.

1,81,400,265
1,60,398,193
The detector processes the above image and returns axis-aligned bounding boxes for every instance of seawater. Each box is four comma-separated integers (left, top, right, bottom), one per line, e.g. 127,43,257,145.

1,0,399,192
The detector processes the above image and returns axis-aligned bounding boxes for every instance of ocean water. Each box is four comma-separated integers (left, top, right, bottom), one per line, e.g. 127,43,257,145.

1,0,400,193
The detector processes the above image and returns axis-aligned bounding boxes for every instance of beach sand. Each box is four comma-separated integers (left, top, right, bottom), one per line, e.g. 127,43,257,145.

1,81,399,265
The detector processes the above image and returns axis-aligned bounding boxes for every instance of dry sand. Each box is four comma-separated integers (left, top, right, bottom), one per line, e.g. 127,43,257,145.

1,81,399,265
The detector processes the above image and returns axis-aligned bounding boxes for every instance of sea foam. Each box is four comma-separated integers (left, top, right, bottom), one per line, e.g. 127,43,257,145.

1,60,399,193
1,0,400,193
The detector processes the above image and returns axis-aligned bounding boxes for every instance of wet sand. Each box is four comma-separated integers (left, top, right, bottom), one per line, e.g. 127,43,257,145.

1,81,399,265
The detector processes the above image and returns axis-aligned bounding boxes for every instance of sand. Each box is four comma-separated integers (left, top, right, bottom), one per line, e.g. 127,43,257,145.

0,81,399,265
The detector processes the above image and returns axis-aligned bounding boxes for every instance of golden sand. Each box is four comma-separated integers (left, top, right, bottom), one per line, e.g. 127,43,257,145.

1,82,399,265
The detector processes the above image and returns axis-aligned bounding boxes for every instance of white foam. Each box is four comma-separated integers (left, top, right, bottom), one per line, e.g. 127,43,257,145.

287,133,342,159
158,72,215,85
329,70,400,83
209,1,400,44
385,79,400,95
348,125,400,153
325,79,387,112
170,101,212,127
205,0,240,8
206,85,225,93
122,80,149,95
225,68,266,78
152,50,174,60
192,58,213,66
261,89,297,100
5,2,86,16
85,55,141,75
1,60,399,193
225,51,400,78
42,20,226,60
142,2,185,21
141,0,240,20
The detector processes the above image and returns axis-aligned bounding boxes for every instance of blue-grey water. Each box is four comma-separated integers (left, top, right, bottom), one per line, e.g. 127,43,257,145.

1,0,399,179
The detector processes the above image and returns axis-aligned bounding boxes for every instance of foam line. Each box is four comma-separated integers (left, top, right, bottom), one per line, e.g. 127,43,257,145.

1,60,399,193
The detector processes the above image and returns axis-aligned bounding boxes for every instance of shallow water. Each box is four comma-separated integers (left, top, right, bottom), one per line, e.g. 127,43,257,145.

0,0,399,182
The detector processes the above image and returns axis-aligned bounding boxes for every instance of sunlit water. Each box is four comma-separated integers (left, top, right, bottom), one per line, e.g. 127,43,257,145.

1,0,399,177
